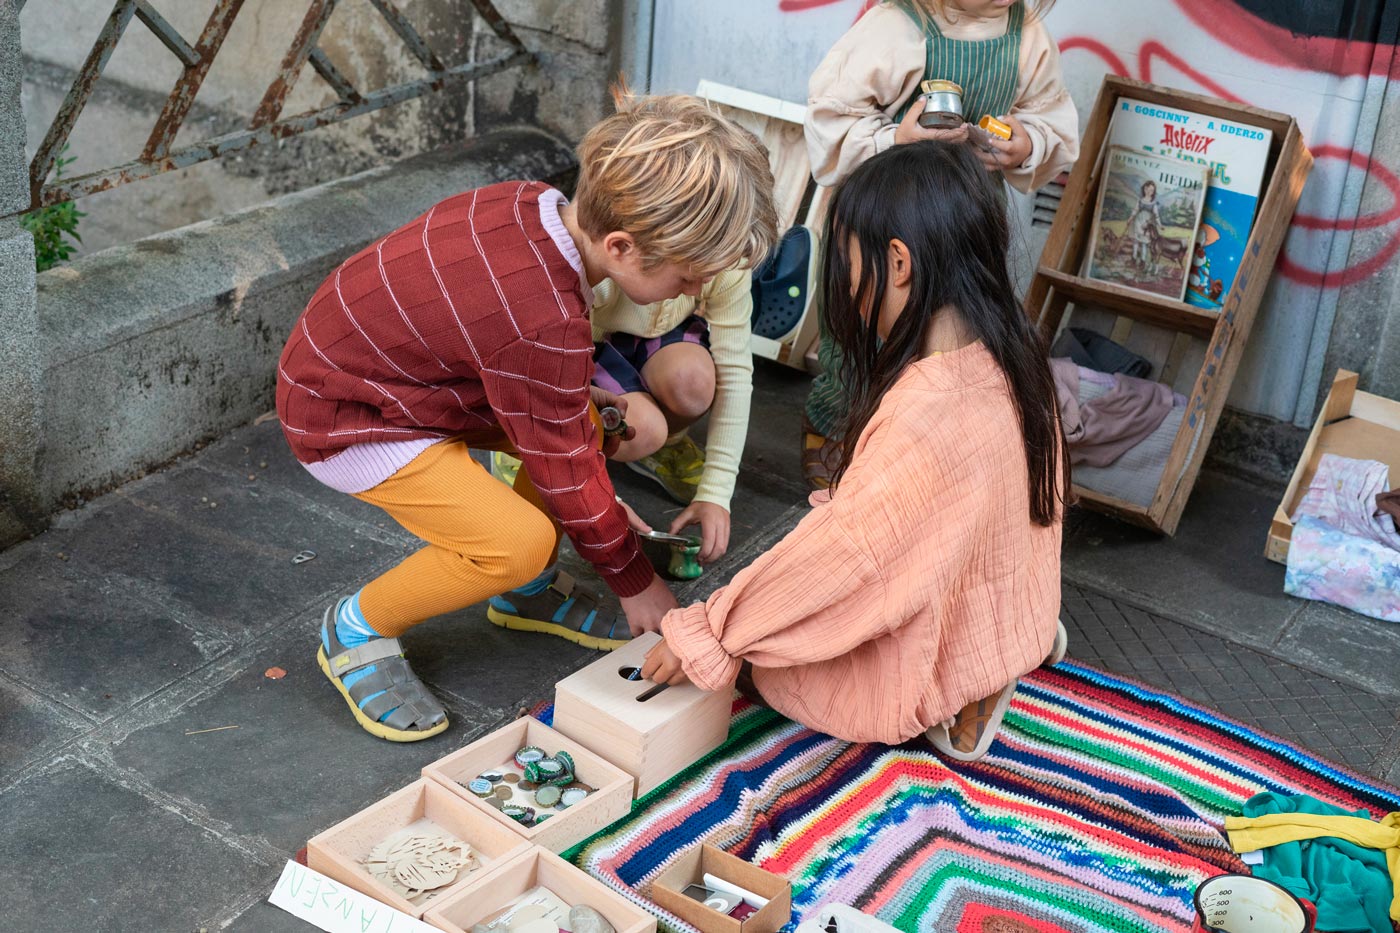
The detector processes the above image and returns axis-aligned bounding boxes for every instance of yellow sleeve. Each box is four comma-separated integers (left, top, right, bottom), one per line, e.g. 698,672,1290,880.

694,269,755,511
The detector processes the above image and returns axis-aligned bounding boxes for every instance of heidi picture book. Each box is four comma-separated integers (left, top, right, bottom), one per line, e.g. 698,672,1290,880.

1087,146,1208,302
1107,98,1273,310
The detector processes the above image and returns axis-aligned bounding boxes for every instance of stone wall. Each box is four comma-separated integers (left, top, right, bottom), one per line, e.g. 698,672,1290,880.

16,0,619,254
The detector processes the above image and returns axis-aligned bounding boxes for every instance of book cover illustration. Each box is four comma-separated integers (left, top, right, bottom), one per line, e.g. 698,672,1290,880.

1087,146,1209,302
1108,98,1273,310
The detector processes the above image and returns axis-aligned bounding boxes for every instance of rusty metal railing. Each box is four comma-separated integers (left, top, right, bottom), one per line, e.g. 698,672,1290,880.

8,0,533,219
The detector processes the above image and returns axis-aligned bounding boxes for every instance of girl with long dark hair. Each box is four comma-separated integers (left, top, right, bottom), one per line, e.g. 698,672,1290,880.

642,141,1069,759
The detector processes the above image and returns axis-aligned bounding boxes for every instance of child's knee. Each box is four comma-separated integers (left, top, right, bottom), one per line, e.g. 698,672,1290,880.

503,509,557,586
626,401,670,455
656,366,715,421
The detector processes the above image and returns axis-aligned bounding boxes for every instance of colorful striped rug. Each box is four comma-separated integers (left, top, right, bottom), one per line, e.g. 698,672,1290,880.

543,662,1400,932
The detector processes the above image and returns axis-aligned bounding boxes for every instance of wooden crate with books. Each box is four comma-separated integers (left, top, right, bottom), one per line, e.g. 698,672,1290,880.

1026,75,1312,534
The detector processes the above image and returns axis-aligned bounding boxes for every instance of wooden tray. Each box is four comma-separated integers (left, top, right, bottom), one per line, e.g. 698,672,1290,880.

306,778,529,917
1267,369,1400,563
424,846,657,933
422,717,633,854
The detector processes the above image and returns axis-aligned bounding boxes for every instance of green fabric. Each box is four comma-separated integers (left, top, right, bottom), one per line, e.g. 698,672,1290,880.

893,0,1023,125
804,315,848,439
1238,791,1393,933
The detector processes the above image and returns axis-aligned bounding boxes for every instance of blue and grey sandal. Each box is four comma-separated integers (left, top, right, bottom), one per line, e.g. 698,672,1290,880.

316,603,448,742
485,570,631,651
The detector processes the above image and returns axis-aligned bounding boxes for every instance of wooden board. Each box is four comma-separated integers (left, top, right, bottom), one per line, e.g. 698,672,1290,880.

553,632,733,797
424,848,657,933
421,717,634,855
1266,370,1400,563
307,779,529,918
696,80,826,372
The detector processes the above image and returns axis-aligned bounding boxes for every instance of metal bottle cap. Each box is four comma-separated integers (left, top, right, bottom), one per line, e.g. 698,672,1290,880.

559,788,589,808
467,778,494,797
534,785,562,807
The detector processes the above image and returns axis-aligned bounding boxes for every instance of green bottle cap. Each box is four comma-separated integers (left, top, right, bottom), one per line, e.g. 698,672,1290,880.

514,746,546,768
534,785,562,808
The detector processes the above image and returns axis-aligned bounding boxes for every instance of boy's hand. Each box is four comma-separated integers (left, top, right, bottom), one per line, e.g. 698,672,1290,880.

894,97,970,147
619,574,679,636
589,385,635,457
670,501,730,564
640,637,692,687
975,114,1034,172
616,497,653,534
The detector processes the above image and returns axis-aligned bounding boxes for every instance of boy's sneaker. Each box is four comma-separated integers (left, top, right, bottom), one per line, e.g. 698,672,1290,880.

627,434,705,505
491,451,521,487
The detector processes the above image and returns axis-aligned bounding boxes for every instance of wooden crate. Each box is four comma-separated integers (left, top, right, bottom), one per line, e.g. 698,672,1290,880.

650,844,792,933
553,632,733,798
1266,370,1400,563
1026,76,1313,534
423,846,657,933
422,716,633,854
306,778,529,918
696,80,828,373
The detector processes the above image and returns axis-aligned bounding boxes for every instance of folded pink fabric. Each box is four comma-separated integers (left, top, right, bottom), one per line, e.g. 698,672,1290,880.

1051,358,1175,468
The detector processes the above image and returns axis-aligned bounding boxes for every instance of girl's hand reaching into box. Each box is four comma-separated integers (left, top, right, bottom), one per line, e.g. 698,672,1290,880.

641,637,692,687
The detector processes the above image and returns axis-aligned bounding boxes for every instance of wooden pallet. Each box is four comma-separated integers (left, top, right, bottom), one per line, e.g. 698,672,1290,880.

1026,76,1313,534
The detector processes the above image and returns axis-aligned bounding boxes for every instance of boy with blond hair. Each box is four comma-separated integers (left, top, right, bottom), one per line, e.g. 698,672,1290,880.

276,91,778,742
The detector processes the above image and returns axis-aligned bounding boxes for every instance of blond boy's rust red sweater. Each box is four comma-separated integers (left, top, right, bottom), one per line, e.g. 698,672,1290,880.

276,181,653,597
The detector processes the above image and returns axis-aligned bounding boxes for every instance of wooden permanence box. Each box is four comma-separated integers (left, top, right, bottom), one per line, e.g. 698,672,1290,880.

1026,75,1312,534
422,716,633,854
695,80,829,374
424,847,658,933
306,778,528,918
650,844,792,933
1267,369,1400,563
553,632,733,798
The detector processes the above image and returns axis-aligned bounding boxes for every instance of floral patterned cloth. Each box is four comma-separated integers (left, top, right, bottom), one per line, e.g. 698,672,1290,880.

1285,455,1400,623
1286,516,1400,623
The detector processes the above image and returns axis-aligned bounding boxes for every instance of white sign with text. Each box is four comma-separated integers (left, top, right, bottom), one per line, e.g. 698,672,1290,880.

268,860,439,933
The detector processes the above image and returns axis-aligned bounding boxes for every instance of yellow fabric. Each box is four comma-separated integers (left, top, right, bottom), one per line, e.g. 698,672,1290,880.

590,269,754,511
353,435,563,638
1225,811,1400,921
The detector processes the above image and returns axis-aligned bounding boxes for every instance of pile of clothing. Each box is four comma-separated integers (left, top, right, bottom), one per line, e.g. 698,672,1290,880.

1227,791,1399,933
1286,453,1400,623
1050,328,1186,506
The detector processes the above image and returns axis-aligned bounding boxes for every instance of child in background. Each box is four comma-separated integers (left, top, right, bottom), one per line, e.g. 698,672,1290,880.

588,268,756,563
643,142,1068,759
496,268,759,564
277,91,777,742
800,0,1079,488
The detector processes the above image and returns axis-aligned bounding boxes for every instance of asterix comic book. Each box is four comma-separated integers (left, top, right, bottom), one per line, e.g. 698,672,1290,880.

1088,146,1208,301
1108,98,1273,310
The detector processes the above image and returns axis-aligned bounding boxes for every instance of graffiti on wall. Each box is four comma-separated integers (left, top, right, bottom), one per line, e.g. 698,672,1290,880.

751,0,1400,420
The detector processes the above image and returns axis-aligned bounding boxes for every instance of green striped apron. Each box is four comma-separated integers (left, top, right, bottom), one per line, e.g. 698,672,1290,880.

804,0,1024,439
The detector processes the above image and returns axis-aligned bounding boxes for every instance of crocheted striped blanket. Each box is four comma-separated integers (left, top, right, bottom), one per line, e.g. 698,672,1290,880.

543,662,1400,932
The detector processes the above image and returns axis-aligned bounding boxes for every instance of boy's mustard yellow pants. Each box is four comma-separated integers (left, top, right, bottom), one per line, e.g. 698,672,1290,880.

352,410,605,639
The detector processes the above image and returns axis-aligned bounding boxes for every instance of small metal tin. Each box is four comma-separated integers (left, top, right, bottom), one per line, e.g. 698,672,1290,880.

559,787,589,808
466,778,494,797
534,785,562,807
917,79,964,129
514,746,545,768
